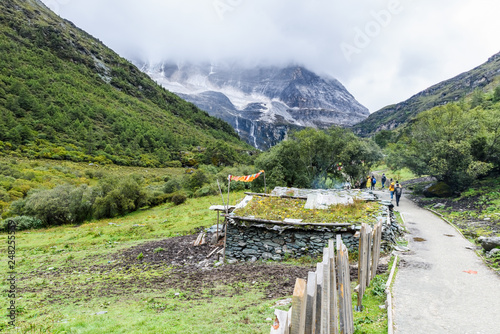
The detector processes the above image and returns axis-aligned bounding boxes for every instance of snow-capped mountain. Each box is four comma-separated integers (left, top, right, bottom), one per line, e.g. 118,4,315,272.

135,61,369,149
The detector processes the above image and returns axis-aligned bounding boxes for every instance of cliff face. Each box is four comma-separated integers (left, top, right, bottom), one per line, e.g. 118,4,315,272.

137,62,369,149
353,51,500,136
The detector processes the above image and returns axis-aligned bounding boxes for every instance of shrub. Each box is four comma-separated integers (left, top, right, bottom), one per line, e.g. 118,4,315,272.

171,192,187,205
194,184,219,197
93,176,149,219
0,216,45,231
164,179,181,194
148,193,170,207
20,185,95,226
185,169,208,191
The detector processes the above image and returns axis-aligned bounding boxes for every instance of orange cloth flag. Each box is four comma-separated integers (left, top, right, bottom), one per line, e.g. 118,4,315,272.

228,170,264,182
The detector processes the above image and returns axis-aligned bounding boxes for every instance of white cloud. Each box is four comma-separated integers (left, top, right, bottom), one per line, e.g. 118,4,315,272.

41,0,500,112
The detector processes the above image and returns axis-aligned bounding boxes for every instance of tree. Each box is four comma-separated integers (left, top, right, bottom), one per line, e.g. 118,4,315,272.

387,103,495,191
254,127,382,189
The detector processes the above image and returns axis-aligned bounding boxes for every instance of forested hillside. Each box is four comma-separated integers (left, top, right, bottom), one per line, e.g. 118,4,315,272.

0,0,251,167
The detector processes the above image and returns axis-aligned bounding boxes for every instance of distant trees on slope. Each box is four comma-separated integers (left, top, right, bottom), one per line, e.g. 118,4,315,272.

254,127,382,189
386,91,500,191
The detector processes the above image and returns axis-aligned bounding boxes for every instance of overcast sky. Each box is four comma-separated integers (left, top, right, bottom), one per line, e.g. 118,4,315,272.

41,0,500,112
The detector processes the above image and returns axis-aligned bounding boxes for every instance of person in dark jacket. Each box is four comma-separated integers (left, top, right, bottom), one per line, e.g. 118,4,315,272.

395,181,403,206
381,173,387,189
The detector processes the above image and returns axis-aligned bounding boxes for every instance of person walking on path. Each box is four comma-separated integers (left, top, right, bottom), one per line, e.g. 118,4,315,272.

389,178,395,200
366,175,372,189
371,176,376,190
395,181,402,206
381,173,387,189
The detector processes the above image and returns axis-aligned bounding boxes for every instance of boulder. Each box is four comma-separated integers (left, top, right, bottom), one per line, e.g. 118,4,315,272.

423,182,454,198
478,236,500,251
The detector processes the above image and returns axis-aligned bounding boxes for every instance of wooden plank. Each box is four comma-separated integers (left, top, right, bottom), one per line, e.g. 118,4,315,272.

271,309,290,334
328,239,339,334
305,272,317,334
230,216,352,228
206,247,221,259
314,262,324,332
371,222,383,281
365,226,373,287
357,224,368,311
337,239,354,334
336,236,345,333
244,192,309,200
291,278,307,334
321,248,330,334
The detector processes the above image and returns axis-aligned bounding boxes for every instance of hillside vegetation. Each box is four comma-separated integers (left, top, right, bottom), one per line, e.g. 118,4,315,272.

0,0,251,168
385,90,500,191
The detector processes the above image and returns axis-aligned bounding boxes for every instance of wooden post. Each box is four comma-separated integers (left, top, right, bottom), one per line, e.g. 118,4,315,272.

216,211,220,241
305,272,317,334
217,180,226,209
227,178,231,215
314,262,323,332
264,171,267,194
371,221,382,282
223,220,228,263
328,239,339,334
357,224,367,311
337,236,354,334
291,278,307,334
321,248,330,334
271,309,290,334
366,226,373,287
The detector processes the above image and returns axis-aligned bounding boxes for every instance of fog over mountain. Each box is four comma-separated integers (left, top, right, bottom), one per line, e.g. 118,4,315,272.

40,0,500,112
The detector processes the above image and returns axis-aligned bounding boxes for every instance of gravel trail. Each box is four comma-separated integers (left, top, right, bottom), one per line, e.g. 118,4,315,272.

376,190,500,334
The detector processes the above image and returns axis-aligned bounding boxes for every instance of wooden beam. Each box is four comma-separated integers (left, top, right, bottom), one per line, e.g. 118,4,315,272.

305,272,317,334
271,309,290,334
291,278,307,334
244,192,308,200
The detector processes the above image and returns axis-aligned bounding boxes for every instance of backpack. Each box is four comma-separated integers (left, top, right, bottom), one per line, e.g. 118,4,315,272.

372,178,376,184
395,185,402,195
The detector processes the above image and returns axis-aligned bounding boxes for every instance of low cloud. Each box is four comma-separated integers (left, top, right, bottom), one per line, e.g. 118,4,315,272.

42,0,500,112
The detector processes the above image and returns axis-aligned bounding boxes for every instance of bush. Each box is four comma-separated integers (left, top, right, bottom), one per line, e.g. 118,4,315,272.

165,160,182,168
0,215,45,231
20,184,95,226
148,193,170,207
171,192,187,205
93,176,149,219
185,169,209,191
164,179,181,194
194,184,219,197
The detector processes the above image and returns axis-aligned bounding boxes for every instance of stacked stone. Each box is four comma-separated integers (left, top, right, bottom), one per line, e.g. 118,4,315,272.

225,224,358,262
224,203,403,262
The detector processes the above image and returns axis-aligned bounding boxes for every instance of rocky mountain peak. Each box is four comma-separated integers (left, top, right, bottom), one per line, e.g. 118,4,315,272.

137,61,369,149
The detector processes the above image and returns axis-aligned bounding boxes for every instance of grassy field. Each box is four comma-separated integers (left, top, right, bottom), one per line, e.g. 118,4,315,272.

0,162,393,333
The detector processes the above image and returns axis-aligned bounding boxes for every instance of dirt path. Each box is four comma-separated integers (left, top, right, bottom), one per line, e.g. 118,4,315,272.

374,190,500,334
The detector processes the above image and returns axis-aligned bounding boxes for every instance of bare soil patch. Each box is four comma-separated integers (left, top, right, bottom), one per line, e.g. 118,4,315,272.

21,234,388,305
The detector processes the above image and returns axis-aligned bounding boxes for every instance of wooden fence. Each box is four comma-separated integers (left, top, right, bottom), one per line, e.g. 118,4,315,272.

270,222,383,334
356,221,383,311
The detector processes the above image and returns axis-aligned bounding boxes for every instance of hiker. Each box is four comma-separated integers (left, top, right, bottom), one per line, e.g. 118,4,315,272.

389,178,395,200
371,175,376,190
381,173,387,189
366,175,372,189
395,181,403,206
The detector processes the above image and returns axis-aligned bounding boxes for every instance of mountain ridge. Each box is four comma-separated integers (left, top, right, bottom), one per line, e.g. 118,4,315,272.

0,0,250,167
353,51,500,136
